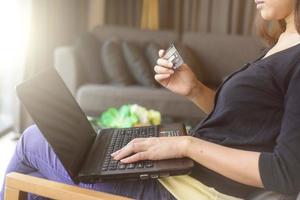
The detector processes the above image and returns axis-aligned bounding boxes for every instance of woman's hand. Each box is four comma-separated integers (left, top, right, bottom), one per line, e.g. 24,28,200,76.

154,49,201,98
111,136,191,163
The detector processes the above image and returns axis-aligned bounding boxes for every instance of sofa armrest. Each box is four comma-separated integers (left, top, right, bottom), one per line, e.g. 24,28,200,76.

76,84,207,120
54,46,80,96
4,172,131,200
247,190,299,200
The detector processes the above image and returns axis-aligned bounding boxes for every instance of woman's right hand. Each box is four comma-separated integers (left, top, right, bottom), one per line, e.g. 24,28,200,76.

154,49,201,98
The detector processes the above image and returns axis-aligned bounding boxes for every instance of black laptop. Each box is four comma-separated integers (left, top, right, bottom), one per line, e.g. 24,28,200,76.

16,67,194,183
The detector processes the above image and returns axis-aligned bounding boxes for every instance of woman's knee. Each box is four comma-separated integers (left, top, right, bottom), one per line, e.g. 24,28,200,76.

16,125,48,158
15,125,72,182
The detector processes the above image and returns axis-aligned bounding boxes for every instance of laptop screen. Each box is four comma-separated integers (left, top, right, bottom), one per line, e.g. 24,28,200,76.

17,67,97,180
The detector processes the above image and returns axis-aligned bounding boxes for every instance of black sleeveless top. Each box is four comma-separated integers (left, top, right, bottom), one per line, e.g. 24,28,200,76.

191,43,300,197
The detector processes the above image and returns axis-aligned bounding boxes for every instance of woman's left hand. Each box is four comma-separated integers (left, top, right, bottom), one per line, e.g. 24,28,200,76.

111,136,191,163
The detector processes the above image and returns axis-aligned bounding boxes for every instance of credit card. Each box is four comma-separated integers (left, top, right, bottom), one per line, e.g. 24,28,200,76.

164,44,184,69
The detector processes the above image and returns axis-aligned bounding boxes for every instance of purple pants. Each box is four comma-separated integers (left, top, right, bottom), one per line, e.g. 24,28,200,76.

0,125,176,200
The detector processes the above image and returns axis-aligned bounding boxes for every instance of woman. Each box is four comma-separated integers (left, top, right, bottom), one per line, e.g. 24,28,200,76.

1,0,300,199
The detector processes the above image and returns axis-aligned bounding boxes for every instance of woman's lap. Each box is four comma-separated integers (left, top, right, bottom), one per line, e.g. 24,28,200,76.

1,125,175,200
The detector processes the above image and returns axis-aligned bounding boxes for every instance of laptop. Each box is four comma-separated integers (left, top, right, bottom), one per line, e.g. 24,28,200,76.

16,67,194,183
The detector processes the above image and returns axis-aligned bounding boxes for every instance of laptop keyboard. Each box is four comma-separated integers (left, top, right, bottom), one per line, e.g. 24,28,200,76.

100,126,158,171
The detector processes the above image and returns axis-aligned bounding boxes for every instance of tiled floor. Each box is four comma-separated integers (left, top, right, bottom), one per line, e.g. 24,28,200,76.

0,132,17,189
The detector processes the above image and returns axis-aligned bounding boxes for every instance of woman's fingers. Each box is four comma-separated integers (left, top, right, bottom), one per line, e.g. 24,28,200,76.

154,74,171,81
120,152,148,163
157,58,173,68
154,65,174,74
158,49,165,57
112,138,148,160
110,149,121,157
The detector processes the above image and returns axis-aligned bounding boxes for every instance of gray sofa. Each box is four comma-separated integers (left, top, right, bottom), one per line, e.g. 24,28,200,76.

54,25,263,124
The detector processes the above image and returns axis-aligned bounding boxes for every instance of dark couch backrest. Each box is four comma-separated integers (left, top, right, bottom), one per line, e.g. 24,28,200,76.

85,25,265,87
182,32,265,86
92,25,179,47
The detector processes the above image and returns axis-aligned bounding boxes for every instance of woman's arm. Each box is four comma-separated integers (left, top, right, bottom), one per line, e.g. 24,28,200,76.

186,137,263,188
187,81,216,114
112,136,263,188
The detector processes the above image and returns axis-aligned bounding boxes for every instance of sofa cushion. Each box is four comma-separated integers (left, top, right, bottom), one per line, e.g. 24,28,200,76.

122,41,157,87
76,84,206,120
74,33,107,84
145,42,164,87
145,42,162,68
101,38,135,86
